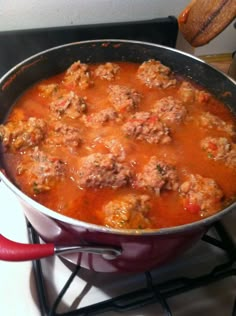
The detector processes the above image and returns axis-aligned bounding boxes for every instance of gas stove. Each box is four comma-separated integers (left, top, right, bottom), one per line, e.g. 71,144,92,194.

0,17,235,316
0,180,235,316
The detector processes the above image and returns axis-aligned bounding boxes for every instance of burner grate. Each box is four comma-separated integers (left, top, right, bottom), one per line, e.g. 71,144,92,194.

28,221,236,316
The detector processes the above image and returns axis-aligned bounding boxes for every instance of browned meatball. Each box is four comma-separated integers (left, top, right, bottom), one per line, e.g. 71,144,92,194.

135,156,179,195
89,136,130,162
201,137,231,160
50,91,87,119
63,60,93,89
38,83,59,98
104,138,126,162
179,174,223,217
122,112,171,144
94,62,120,80
178,81,210,104
199,112,235,136
82,108,119,127
16,147,66,194
75,153,132,189
46,122,82,147
137,59,176,89
102,194,152,229
227,148,236,169
152,96,187,125
108,84,142,112
178,81,195,103
0,117,46,151
201,137,236,168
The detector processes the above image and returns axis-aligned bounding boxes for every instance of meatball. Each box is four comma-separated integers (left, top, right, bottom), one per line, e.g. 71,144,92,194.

38,83,59,98
199,112,235,136
178,81,210,104
122,111,171,144
47,123,82,147
63,60,93,89
137,59,176,89
104,138,126,162
108,84,142,112
89,137,128,162
135,156,179,195
0,117,46,151
227,147,236,169
82,108,119,127
50,91,87,119
94,62,120,80
152,96,187,124
201,137,236,168
179,174,223,217
75,153,132,189
16,147,66,194
178,81,195,104
201,137,231,160
197,89,211,104
102,194,152,229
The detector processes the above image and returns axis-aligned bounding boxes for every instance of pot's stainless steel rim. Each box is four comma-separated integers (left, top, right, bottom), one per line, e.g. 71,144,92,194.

0,39,235,236
0,39,235,87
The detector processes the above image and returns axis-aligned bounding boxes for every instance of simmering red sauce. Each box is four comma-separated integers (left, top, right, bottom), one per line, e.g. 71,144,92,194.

1,60,236,229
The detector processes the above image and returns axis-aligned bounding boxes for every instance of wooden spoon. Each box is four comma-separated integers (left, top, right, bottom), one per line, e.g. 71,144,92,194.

178,0,236,47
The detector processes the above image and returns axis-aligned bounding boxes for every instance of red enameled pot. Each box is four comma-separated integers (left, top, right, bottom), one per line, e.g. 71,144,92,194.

0,40,235,273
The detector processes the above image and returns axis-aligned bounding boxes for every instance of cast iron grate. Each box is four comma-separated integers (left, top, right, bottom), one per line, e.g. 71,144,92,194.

28,220,236,316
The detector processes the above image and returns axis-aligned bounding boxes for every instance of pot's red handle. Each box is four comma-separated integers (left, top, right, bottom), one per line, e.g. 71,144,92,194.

0,234,55,261
0,234,122,261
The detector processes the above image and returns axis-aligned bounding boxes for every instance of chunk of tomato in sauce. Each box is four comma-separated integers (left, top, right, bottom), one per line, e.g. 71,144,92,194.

183,199,201,214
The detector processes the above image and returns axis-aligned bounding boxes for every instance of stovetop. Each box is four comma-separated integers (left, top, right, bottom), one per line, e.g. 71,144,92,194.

0,180,235,316
31,219,236,316
0,16,178,77
0,17,235,316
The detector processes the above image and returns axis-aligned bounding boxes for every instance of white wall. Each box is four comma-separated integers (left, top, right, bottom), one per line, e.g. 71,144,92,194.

0,0,192,29
0,0,235,55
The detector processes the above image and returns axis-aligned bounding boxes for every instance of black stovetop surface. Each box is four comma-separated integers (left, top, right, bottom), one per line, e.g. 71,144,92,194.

0,16,178,77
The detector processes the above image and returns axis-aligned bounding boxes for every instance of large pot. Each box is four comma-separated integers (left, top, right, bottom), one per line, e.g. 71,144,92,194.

0,40,235,273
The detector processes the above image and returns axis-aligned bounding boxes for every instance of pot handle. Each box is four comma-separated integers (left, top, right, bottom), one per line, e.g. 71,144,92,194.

0,234,122,261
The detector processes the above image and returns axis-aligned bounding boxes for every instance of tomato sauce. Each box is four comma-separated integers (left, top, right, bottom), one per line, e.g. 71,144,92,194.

1,61,236,229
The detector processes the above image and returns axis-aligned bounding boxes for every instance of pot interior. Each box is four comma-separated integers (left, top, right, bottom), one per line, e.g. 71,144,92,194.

0,40,235,123
0,40,235,235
